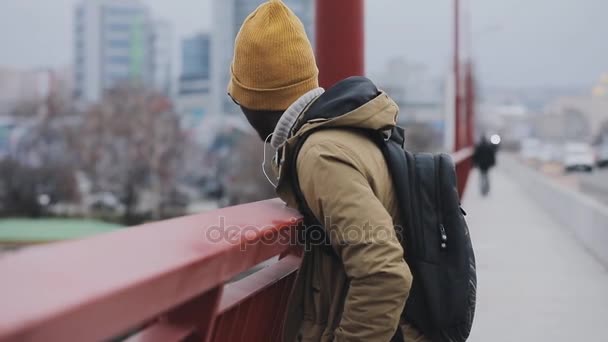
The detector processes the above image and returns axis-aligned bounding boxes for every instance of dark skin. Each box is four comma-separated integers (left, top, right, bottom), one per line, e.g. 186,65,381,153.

240,106,284,141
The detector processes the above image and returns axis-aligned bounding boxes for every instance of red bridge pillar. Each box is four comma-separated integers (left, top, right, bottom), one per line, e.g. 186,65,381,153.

315,0,365,89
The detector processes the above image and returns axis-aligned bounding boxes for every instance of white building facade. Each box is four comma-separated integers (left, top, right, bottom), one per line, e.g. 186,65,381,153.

178,33,212,135
74,0,171,103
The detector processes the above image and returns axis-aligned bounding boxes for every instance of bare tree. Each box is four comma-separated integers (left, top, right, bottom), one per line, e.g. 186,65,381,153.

78,85,184,223
221,133,276,205
0,76,89,217
0,111,79,217
0,158,78,217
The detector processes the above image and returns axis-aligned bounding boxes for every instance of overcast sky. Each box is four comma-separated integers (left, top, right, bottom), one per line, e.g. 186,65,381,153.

1,0,607,88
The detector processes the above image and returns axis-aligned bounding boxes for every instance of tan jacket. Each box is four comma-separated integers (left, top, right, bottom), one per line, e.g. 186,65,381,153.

275,92,427,341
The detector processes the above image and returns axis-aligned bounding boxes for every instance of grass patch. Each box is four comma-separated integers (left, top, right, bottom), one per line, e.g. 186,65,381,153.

0,218,122,243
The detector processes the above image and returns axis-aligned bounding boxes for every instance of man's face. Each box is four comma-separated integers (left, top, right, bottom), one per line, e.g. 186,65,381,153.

240,106,284,141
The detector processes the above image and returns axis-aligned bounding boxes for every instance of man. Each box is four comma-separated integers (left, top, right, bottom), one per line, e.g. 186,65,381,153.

472,135,497,196
228,1,427,341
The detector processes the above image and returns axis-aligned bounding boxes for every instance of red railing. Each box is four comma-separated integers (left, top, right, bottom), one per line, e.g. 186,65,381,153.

0,150,473,342
0,200,302,341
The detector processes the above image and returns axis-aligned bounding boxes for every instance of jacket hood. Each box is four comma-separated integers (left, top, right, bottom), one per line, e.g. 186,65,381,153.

291,76,399,139
272,77,400,204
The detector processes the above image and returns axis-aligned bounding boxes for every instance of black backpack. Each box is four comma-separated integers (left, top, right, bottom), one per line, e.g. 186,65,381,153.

289,124,477,342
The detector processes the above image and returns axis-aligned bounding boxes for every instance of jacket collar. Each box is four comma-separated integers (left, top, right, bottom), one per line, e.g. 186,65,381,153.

270,87,325,149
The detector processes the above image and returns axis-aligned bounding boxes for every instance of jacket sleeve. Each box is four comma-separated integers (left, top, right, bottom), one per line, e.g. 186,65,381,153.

296,141,412,342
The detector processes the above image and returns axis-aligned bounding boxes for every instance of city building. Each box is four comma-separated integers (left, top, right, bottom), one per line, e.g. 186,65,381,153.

0,67,73,116
592,73,608,98
373,57,446,150
151,21,173,96
540,96,608,142
178,33,212,132
0,68,51,114
374,58,445,125
74,0,171,103
211,0,315,115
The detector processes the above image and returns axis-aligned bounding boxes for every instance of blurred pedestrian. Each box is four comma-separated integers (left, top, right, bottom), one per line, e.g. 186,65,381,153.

473,135,497,196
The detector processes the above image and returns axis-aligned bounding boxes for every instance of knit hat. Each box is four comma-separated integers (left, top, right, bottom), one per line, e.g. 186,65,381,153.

228,0,318,111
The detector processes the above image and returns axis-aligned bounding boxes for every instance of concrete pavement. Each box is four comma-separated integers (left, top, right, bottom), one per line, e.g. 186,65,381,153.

464,167,608,341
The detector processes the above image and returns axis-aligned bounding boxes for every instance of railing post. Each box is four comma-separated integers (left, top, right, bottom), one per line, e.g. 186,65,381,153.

465,62,475,148
315,0,364,88
454,0,463,151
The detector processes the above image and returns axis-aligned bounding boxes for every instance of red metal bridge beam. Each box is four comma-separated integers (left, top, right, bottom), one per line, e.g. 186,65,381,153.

453,0,476,196
316,0,365,88
454,0,463,151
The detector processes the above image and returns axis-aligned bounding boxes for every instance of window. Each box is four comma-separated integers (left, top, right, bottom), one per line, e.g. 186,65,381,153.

107,40,130,49
179,87,210,95
107,56,130,65
181,36,211,79
104,7,142,17
107,23,131,32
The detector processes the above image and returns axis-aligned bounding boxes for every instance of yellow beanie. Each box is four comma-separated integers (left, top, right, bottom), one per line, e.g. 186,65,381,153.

228,0,318,111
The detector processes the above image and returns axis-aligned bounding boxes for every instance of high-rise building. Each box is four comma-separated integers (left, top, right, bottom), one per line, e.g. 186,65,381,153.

74,0,171,103
177,33,212,131
211,0,315,115
181,34,211,84
151,21,173,96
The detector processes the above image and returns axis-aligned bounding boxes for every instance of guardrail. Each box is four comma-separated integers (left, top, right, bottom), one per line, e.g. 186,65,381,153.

579,173,608,207
453,147,474,196
0,149,473,342
501,155,608,268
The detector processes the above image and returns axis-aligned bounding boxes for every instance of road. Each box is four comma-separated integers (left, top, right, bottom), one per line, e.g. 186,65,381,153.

464,167,608,341
518,156,608,205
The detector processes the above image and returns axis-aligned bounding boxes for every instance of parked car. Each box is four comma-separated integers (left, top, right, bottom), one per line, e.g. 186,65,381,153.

521,138,541,160
596,143,608,168
563,143,595,172
85,192,125,214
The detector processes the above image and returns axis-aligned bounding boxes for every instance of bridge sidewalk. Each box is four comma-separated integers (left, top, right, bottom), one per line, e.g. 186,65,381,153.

464,166,608,341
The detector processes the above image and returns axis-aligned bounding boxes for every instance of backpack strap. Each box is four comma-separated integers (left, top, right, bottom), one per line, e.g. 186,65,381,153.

368,127,417,257
288,129,335,255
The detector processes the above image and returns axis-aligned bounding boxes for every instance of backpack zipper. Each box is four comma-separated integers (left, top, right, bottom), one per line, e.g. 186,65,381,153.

435,156,448,250
439,224,448,249
412,155,425,256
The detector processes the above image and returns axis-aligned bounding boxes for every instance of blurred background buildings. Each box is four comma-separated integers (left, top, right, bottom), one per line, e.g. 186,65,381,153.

73,0,172,103
0,0,608,247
